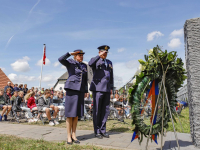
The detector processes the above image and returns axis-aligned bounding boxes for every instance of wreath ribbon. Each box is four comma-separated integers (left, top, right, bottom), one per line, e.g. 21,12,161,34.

131,79,159,144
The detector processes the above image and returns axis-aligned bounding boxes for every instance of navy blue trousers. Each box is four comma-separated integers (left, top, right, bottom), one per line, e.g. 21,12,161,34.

92,91,110,134
65,89,84,117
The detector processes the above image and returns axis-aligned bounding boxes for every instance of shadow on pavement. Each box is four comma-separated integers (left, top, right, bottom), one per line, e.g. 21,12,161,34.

77,131,126,141
156,140,195,150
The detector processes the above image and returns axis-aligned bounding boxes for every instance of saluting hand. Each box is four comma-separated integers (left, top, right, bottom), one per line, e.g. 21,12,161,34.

70,51,80,55
99,50,107,57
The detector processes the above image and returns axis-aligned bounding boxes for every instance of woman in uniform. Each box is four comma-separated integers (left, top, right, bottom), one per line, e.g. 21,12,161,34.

58,50,88,145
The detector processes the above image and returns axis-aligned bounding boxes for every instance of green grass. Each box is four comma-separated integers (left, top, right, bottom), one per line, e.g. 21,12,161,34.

6,107,190,134
0,135,117,150
167,107,190,133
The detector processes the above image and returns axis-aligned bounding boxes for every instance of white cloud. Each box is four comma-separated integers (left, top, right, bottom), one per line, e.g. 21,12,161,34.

54,61,60,67
125,60,138,69
8,73,36,84
61,66,66,69
113,61,139,89
170,29,183,38
147,31,164,41
38,75,56,82
11,56,31,72
117,48,126,53
47,83,55,87
0,67,5,71
168,38,181,49
36,58,51,66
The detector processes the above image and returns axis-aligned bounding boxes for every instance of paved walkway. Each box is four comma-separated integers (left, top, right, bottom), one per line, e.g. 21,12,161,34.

0,123,199,150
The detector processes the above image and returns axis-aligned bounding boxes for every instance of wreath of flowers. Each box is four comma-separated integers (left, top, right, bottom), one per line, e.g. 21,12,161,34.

128,45,187,143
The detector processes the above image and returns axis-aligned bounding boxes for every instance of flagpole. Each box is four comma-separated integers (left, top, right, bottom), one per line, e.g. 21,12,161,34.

39,44,45,90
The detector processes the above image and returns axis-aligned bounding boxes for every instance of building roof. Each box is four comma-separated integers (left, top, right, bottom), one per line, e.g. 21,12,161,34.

0,68,14,89
53,72,69,89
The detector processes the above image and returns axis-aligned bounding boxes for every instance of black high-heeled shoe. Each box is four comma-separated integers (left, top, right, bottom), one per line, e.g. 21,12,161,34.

71,137,80,144
66,138,73,145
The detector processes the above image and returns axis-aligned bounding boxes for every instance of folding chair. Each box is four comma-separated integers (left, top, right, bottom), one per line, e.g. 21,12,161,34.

84,100,93,120
11,108,27,123
39,108,53,125
52,99,63,106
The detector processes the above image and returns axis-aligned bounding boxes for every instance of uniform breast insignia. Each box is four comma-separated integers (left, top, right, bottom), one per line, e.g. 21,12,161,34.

83,68,87,72
109,64,112,69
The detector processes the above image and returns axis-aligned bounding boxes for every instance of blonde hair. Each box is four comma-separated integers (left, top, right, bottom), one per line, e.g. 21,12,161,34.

24,91,35,100
18,91,24,95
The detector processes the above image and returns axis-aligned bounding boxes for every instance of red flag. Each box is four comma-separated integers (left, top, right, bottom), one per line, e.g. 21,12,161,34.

43,44,46,65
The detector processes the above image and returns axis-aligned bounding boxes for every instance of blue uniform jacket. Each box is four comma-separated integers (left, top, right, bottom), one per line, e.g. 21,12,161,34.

89,55,114,92
58,52,88,93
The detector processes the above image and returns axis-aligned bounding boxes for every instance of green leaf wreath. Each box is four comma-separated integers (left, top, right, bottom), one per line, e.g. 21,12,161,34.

129,45,187,143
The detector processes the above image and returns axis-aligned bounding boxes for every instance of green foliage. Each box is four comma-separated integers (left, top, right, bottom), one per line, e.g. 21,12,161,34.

129,45,187,143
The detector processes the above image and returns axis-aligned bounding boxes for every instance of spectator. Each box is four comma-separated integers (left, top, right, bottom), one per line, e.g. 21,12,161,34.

56,91,61,99
50,87,54,95
35,91,41,100
31,87,34,91
3,88,12,105
53,91,57,99
4,82,14,95
109,94,122,121
24,89,31,103
115,90,119,101
18,84,23,91
84,93,92,101
50,94,54,104
57,93,65,121
12,91,36,123
14,84,19,91
41,88,44,94
23,84,28,95
26,91,39,119
10,91,18,104
84,93,92,109
34,89,38,94
35,88,38,93
0,89,12,121
37,89,59,126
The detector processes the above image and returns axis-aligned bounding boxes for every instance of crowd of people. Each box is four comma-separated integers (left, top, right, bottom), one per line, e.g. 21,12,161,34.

0,82,99,125
0,82,65,125
0,82,131,124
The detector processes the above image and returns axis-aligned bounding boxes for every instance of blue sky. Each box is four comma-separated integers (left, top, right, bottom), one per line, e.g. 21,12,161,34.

0,0,199,89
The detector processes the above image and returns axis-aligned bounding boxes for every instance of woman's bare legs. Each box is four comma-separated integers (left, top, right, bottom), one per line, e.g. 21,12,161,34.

72,116,78,140
1,106,8,116
6,106,12,115
66,117,73,142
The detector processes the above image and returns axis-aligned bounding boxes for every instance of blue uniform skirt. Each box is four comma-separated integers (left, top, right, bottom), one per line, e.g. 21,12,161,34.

65,89,84,117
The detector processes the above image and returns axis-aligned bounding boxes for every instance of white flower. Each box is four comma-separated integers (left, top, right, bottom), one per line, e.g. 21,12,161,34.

133,78,136,85
148,49,153,55
134,69,140,76
139,64,145,72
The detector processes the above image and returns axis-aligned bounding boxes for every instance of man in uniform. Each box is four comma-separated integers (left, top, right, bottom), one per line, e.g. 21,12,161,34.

89,45,114,139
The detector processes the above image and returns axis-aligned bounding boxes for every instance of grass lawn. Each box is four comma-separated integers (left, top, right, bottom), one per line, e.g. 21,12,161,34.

0,135,117,150
167,107,190,133
5,107,190,134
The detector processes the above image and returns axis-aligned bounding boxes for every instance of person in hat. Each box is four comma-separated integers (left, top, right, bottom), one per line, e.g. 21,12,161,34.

89,45,114,139
58,49,88,145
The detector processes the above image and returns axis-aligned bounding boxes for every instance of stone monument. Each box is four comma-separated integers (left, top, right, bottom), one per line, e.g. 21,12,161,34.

184,17,200,148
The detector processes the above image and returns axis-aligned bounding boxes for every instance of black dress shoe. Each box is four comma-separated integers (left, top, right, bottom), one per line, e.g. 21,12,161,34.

101,133,109,138
95,134,103,139
72,138,80,144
